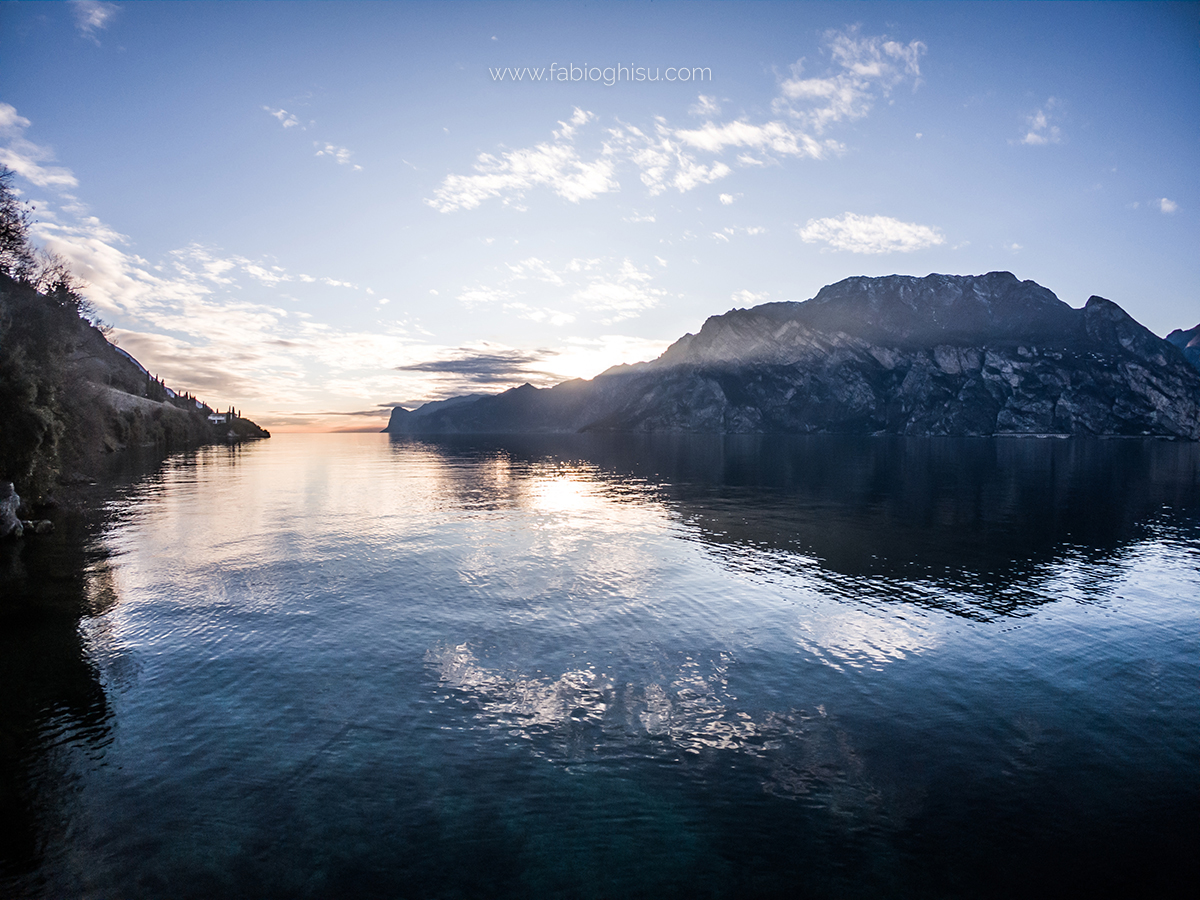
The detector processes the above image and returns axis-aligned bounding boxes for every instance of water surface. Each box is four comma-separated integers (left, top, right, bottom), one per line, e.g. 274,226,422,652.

2,433,1197,898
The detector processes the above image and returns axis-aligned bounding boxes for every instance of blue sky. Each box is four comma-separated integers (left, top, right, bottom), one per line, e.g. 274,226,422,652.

1,1,1196,430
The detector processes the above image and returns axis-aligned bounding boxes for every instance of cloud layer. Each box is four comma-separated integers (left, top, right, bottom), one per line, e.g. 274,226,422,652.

797,213,945,254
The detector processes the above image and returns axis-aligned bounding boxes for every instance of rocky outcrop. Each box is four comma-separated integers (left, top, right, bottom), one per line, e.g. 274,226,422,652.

385,273,1200,440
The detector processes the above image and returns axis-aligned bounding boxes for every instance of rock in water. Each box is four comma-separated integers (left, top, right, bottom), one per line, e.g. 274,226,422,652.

384,273,1200,439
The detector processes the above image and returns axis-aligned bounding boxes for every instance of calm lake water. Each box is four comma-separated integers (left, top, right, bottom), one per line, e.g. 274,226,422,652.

2,433,1197,899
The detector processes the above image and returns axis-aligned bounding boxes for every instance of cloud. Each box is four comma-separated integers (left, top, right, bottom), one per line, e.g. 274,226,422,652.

428,110,617,212
459,256,668,325
503,302,576,326
553,107,593,141
264,106,300,129
732,289,769,305
719,193,734,205
717,225,765,239
507,257,566,285
1160,197,1178,214
386,332,672,401
1018,99,1062,146
71,1,119,41
569,259,668,322
315,142,361,170
0,103,79,188
674,119,831,159
430,28,921,212
395,347,553,383
774,26,925,133
797,213,945,254
604,120,733,196
0,104,31,134
457,286,514,306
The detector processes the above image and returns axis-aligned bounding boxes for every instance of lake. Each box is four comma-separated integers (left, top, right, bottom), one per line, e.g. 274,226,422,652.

2,433,1197,898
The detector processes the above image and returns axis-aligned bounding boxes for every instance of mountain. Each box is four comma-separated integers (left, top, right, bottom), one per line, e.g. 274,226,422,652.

0,273,269,503
385,272,1200,440
1165,323,1200,374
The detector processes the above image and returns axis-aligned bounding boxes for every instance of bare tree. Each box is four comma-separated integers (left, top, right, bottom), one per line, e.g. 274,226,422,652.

0,166,37,281
34,248,91,312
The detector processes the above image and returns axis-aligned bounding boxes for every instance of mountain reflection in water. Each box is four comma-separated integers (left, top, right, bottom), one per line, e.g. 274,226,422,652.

392,433,1198,618
1,434,1195,899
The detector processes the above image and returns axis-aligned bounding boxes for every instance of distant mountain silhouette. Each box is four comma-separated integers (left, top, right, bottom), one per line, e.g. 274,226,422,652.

385,272,1200,440
1166,323,1200,374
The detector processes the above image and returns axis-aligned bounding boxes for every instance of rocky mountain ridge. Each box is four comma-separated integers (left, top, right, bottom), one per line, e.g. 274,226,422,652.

385,272,1200,440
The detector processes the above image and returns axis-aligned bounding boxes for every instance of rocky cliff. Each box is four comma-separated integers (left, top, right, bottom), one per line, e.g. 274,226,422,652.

385,273,1200,440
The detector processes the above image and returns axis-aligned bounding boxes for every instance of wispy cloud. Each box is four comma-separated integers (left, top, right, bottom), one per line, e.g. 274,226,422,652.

264,106,300,129
713,225,766,241
428,108,617,212
1160,197,1178,214
0,103,79,188
315,142,361,170
774,26,926,133
570,258,668,322
391,333,671,399
606,120,734,195
70,0,119,43
457,256,668,325
732,289,769,305
672,120,831,159
430,28,923,212
797,213,945,254
457,286,515,306
1018,98,1062,146
395,346,554,384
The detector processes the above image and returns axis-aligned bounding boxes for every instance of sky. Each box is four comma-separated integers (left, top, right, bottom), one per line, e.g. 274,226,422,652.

1,1,1197,432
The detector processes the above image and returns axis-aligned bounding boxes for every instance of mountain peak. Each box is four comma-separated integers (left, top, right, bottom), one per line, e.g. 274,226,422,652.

791,271,1077,347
